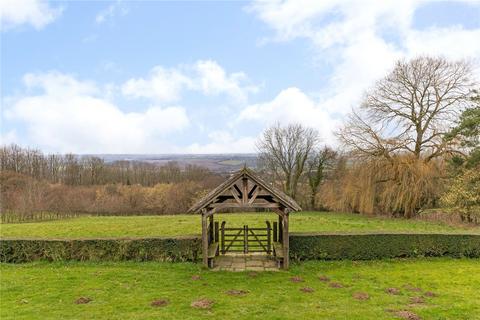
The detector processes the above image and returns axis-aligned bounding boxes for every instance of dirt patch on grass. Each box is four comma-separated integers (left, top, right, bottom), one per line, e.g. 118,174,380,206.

393,310,422,320
300,287,315,293
151,299,169,307
352,292,370,300
329,282,344,288
410,296,425,304
290,276,304,283
75,297,92,304
191,298,214,310
385,287,401,295
225,289,249,296
318,275,330,282
248,272,258,278
403,284,422,292
191,275,201,281
424,291,437,297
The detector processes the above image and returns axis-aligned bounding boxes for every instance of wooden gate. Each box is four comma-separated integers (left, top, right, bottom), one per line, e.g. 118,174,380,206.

220,221,271,254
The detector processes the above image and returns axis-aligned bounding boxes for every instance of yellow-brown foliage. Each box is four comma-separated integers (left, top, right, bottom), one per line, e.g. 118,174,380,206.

441,166,480,223
319,156,445,217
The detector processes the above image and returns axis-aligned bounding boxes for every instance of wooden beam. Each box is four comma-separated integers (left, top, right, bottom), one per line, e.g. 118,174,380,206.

208,202,280,210
201,211,209,268
278,215,283,242
272,207,286,217
282,211,289,270
248,185,260,204
204,208,216,218
247,184,258,198
208,215,214,243
242,177,248,204
230,187,242,204
233,184,243,198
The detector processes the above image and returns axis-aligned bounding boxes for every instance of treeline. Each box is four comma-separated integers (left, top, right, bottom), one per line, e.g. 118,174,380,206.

0,144,213,186
0,147,223,222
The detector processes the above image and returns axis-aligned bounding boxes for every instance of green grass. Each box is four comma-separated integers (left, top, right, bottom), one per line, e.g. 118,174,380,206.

1,258,479,319
1,212,478,239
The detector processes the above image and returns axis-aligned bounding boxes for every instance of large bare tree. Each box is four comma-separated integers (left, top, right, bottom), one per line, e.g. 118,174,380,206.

338,57,475,162
257,123,319,199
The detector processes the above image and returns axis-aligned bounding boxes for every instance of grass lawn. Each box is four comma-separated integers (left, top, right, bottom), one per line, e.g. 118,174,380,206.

1,258,479,319
1,211,478,239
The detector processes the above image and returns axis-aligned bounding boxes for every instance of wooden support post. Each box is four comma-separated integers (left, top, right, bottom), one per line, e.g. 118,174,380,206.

282,211,289,269
214,221,219,243
266,221,271,254
208,215,214,244
221,221,226,254
278,215,283,242
201,211,208,268
273,222,278,242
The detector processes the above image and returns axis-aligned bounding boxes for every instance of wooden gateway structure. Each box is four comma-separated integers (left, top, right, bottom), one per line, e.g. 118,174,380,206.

188,167,301,270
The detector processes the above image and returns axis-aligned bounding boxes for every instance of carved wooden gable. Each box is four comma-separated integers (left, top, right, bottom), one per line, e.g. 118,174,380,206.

189,167,301,214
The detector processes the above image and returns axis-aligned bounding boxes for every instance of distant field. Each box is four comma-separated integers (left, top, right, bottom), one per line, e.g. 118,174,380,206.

1,212,478,239
1,258,479,319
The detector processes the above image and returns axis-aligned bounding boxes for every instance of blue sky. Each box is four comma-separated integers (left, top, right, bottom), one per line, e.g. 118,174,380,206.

1,0,480,154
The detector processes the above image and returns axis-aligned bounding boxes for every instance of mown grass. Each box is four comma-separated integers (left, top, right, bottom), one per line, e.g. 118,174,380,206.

1,258,479,319
1,211,478,239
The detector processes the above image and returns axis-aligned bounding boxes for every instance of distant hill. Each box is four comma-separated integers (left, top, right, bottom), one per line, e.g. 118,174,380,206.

86,154,259,173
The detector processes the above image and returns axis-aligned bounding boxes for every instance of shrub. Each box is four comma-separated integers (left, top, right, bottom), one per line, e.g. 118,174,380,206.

289,233,480,261
441,166,480,224
2,234,479,263
0,237,201,263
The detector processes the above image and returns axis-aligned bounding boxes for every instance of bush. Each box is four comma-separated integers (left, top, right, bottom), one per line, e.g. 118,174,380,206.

441,166,480,224
290,233,480,261
2,234,479,263
0,237,201,263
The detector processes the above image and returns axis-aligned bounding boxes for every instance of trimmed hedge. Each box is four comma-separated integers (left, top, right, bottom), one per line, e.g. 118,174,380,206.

290,233,480,261
0,237,201,263
1,234,479,263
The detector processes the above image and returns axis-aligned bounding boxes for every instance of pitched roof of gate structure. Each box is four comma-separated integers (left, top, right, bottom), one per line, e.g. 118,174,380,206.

188,167,302,213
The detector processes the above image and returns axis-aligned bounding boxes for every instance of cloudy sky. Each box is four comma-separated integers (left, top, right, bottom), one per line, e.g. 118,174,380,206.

1,0,479,154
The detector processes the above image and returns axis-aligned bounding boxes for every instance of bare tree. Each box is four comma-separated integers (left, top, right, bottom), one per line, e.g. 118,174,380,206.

257,123,319,199
338,57,475,162
306,146,337,209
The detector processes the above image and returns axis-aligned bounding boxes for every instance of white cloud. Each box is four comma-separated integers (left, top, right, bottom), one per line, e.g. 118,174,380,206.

95,0,129,25
239,87,340,144
248,0,480,117
404,27,480,59
122,66,193,103
4,72,189,153
187,131,257,153
122,60,258,103
0,0,62,30
195,60,257,101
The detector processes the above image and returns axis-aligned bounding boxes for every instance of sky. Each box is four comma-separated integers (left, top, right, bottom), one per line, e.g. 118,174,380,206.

1,0,479,154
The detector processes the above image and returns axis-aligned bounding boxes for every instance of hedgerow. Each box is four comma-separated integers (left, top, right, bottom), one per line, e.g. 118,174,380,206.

290,233,480,261
1,234,479,263
0,237,201,263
